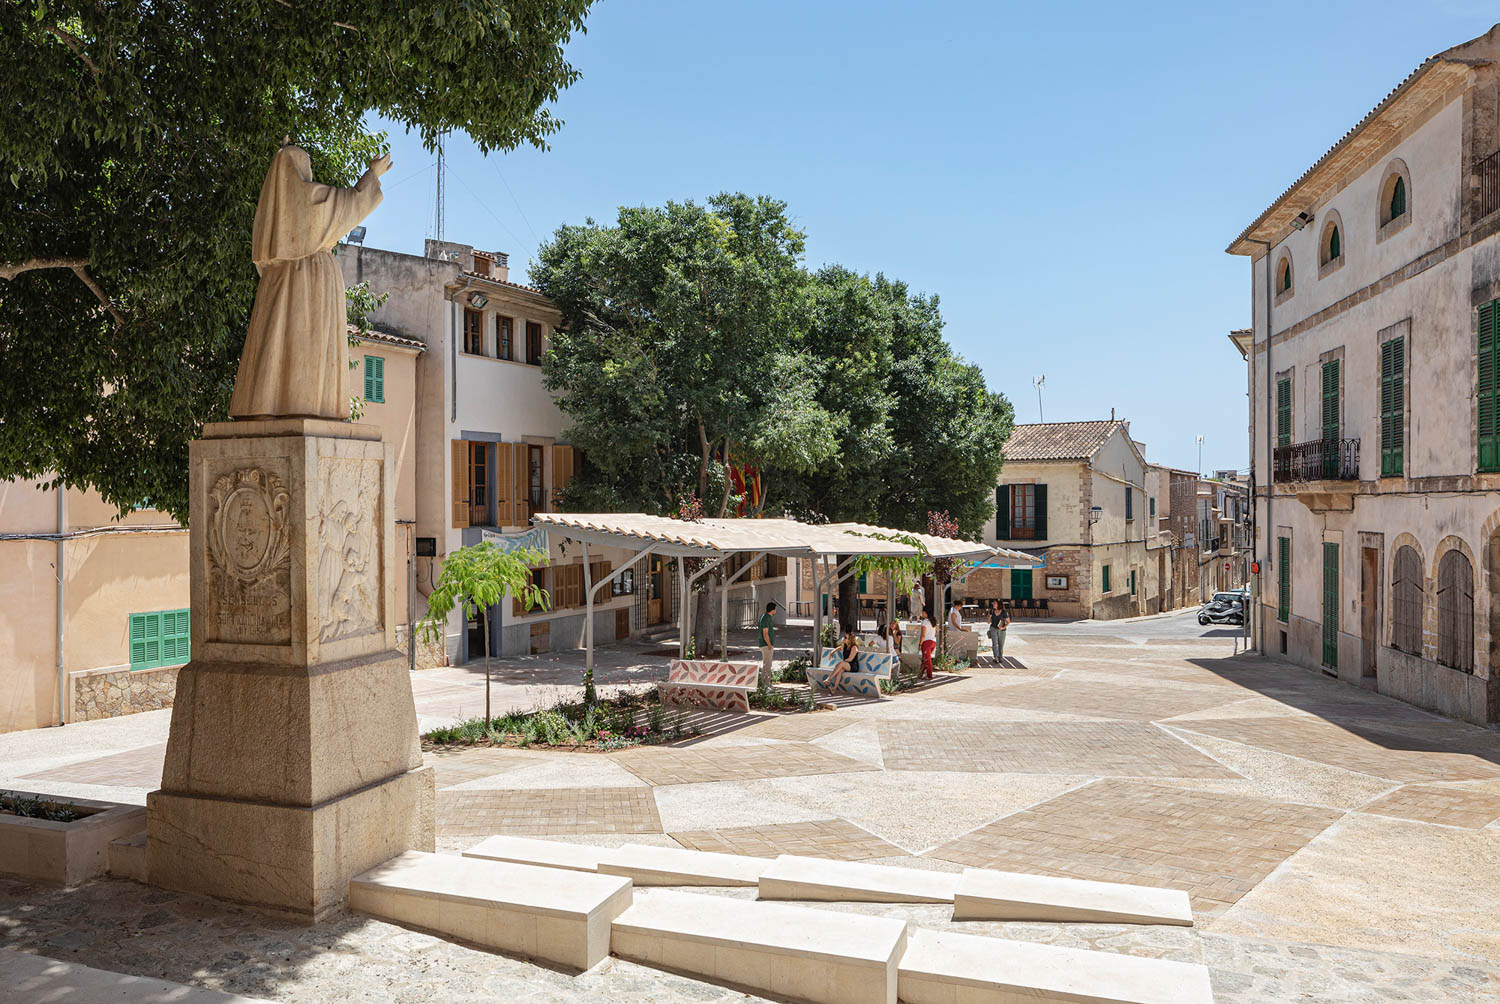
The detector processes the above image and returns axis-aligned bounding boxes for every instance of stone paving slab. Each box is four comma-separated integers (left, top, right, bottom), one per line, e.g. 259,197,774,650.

610,741,878,785
1356,784,1500,829
878,720,1240,778
670,818,903,860
735,711,857,741
20,742,166,788
0,947,271,1003
941,677,1244,722
1171,717,1500,782
423,748,549,790
437,786,662,838
928,780,1342,917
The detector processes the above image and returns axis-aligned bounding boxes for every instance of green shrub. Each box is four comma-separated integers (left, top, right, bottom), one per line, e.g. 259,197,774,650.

1,791,81,823
776,655,810,684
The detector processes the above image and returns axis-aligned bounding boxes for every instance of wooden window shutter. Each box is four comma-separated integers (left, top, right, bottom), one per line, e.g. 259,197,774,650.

995,485,1010,538
1125,487,1133,520
1480,301,1499,472
1277,536,1290,622
495,443,514,527
513,444,530,526
1321,360,1340,441
1321,542,1339,668
1276,378,1291,448
550,445,574,509
1380,338,1404,476
451,439,470,528
1033,484,1048,540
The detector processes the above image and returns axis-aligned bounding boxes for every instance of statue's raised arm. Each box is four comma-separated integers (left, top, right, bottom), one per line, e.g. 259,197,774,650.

228,144,391,421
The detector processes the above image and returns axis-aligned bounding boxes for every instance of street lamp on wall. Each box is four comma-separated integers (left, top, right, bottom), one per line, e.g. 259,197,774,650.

1088,506,1102,525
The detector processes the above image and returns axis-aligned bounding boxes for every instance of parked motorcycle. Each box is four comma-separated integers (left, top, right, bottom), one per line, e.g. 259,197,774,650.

1197,591,1245,626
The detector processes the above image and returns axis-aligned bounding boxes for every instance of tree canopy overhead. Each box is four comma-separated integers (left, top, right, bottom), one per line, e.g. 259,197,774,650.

534,193,1014,539
1,1,595,518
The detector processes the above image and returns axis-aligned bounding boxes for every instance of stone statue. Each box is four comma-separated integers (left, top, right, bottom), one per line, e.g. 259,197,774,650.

228,143,391,420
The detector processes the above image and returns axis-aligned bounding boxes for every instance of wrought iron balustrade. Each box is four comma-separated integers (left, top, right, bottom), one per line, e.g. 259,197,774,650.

1272,438,1360,482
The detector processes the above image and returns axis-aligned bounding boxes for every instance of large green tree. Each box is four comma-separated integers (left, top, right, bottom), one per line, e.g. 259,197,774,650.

0,1,594,519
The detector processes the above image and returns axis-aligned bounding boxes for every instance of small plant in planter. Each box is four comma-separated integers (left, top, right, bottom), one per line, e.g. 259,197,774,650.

1,791,81,823
776,655,810,684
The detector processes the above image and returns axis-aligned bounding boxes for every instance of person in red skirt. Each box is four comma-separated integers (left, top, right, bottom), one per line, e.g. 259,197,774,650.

919,610,938,679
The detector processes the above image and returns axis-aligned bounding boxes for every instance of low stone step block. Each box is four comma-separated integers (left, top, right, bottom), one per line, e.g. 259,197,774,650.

897,929,1214,1004
597,843,769,886
107,830,148,883
612,889,907,1004
758,854,960,903
462,835,605,873
953,868,1194,926
350,850,632,971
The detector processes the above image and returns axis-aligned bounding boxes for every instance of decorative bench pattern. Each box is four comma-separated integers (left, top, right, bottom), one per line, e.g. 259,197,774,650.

809,650,898,698
658,659,760,713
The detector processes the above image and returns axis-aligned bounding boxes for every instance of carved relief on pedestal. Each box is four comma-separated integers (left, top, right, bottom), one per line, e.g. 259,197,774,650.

316,456,384,643
205,465,293,644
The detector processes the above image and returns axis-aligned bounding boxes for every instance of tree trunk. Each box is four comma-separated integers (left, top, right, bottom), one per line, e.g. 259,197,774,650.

694,588,719,657
717,437,733,517
482,606,491,724
837,561,859,634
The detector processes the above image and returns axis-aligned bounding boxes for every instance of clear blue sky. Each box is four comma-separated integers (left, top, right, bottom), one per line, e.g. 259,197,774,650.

361,1,1498,476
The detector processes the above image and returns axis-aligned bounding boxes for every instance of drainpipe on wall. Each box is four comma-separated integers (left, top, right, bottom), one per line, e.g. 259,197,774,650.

1245,237,1276,655
55,483,67,725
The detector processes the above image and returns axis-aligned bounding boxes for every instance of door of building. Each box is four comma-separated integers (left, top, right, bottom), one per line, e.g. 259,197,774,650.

1322,542,1340,671
615,608,631,640
1360,547,1379,685
648,555,665,624
1011,568,1033,601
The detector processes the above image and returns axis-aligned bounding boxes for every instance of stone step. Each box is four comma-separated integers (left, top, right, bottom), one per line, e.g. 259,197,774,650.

349,851,632,972
953,868,1194,926
758,854,959,903
598,843,769,887
611,889,907,1004
107,830,148,883
462,835,605,873
897,929,1215,1004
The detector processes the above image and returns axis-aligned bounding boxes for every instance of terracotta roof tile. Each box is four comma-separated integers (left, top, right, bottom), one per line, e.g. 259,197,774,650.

1003,420,1123,462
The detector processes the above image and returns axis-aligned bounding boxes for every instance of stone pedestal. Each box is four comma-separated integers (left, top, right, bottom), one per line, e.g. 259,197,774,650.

148,419,434,922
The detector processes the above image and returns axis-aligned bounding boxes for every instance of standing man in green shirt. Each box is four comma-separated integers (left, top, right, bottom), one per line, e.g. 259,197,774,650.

757,601,778,688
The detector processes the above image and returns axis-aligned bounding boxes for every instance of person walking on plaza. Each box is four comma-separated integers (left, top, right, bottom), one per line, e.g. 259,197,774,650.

988,599,1011,665
919,610,938,679
912,579,926,620
757,600,777,687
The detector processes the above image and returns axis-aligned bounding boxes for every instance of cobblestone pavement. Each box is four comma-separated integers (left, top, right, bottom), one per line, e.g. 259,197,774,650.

3,611,1500,1000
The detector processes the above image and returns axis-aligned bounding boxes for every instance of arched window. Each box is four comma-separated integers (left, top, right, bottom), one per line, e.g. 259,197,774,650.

1436,549,1475,673
1379,161,1412,234
1277,255,1293,296
1319,212,1345,273
1390,177,1406,220
1328,226,1341,260
1391,545,1423,654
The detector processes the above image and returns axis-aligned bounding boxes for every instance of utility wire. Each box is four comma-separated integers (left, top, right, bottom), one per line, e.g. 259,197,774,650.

448,168,529,256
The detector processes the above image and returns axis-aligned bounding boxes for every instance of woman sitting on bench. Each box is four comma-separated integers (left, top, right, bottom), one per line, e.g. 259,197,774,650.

830,626,859,689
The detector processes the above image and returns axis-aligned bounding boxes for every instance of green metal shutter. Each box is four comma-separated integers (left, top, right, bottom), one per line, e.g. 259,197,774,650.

1322,542,1339,669
160,609,190,665
1125,487,1133,520
1481,301,1500,472
1011,568,1032,600
1380,338,1404,476
1321,360,1340,476
1277,536,1290,623
1149,496,1156,517
364,356,385,403
1102,564,1110,593
995,485,1010,539
129,613,151,669
1276,378,1291,448
1129,569,1136,595
1033,484,1048,540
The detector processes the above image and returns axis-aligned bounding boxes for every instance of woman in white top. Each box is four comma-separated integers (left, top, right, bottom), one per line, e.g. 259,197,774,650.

947,604,964,633
919,612,938,679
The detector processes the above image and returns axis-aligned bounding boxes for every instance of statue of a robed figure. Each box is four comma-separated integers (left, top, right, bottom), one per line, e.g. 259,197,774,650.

229,143,391,420
148,140,432,922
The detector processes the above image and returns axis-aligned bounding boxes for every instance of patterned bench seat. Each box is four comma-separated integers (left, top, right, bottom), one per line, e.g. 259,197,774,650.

808,650,899,698
657,660,761,713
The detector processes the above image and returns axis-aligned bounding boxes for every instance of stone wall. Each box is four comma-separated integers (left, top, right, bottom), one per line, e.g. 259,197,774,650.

395,626,447,670
71,665,180,722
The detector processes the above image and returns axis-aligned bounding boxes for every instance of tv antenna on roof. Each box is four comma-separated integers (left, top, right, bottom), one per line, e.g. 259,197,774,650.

1033,374,1045,422
429,129,450,242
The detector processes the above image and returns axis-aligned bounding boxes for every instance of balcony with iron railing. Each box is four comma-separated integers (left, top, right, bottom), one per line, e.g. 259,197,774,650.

1273,437,1360,483
1480,149,1500,220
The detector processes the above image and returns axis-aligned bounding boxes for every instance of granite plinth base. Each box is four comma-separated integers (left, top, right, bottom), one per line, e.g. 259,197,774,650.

148,764,434,923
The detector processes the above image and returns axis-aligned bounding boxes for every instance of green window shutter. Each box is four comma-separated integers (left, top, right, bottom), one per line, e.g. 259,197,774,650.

161,609,190,665
1125,487,1133,520
129,614,149,669
364,356,385,404
1129,570,1136,595
1011,568,1032,600
1102,565,1111,593
1033,484,1048,539
1380,338,1404,476
1321,542,1339,668
1149,496,1156,517
1276,378,1291,448
1328,226,1340,261
1391,176,1406,219
1277,536,1290,623
1480,301,1500,472
1321,360,1340,440
995,485,1010,539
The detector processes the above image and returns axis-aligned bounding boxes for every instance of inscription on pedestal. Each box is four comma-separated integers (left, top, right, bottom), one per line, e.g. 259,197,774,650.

316,456,384,643
206,465,293,645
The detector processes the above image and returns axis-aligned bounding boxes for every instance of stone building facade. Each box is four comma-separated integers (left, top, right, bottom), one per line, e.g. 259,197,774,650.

1228,23,1500,724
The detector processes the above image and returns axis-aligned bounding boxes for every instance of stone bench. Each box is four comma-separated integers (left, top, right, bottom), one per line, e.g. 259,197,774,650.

349,850,632,971
809,650,898,698
464,836,771,887
953,868,1194,926
657,659,761,713
897,929,1215,1004
611,889,907,1004
758,854,959,903
461,835,605,873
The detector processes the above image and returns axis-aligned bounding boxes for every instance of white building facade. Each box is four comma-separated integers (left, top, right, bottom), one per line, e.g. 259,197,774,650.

1228,25,1500,724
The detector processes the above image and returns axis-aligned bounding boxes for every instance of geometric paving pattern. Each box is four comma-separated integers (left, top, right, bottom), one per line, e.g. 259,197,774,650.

423,748,544,790
1168,717,1500,782
1357,785,1500,829
436,786,662,838
736,712,856,742
670,818,902,860
927,780,1343,916
20,743,167,788
941,677,1241,721
610,741,877,785
877,720,1239,778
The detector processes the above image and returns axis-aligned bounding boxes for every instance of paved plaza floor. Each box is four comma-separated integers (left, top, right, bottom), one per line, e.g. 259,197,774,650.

3,611,1500,1000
